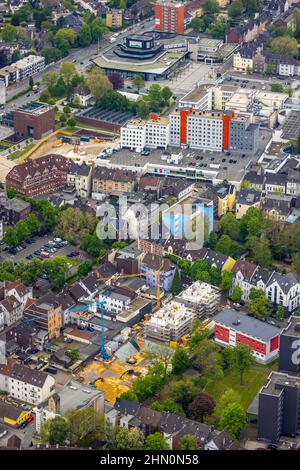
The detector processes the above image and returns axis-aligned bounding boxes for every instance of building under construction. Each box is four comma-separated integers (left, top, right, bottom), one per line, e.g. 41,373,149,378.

144,300,195,343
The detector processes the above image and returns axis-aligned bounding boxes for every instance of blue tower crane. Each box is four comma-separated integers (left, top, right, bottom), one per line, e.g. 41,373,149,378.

98,291,111,360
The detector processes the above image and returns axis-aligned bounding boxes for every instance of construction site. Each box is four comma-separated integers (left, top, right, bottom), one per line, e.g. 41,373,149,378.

79,331,149,404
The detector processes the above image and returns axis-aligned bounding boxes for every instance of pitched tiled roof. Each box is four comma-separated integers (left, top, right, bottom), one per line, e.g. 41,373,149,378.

232,259,258,280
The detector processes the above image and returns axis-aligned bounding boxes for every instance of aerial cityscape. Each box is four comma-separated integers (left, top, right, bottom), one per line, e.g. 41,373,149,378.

0,0,300,456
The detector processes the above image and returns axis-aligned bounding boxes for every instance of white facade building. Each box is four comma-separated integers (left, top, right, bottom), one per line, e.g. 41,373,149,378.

0,362,55,405
144,300,195,342
121,115,170,151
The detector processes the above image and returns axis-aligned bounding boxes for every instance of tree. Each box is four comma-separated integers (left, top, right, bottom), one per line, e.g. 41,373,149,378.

208,231,218,249
67,117,76,128
151,399,182,414
78,260,93,278
55,28,77,47
42,71,59,91
218,389,241,412
206,19,229,40
68,348,80,362
192,338,221,379
21,258,43,285
178,434,198,450
108,72,124,90
215,234,238,258
271,83,284,93
2,24,18,42
268,36,298,57
115,426,144,450
86,68,112,103
172,346,190,374
79,24,92,47
191,16,203,33
3,227,18,248
43,256,69,291
246,236,272,267
132,74,145,91
91,17,107,43
230,285,243,303
231,343,254,385
65,408,106,445
220,212,240,240
53,76,67,97
26,213,40,236
60,62,76,84
221,270,233,292
228,0,243,18
171,379,198,412
247,291,271,319
40,416,71,445
188,392,215,422
292,252,300,277
136,99,150,118
171,268,181,295
219,402,247,438
203,0,219,15
275,305,285,321
145,432,170,450
15,220,30,243
55,207,96,245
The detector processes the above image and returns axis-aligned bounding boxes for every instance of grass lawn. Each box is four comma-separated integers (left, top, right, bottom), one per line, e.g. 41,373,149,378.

7,143,35,161
204,366,271,414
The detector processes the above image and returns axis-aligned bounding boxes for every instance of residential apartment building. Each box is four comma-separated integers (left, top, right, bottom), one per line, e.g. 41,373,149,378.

229,115,260,155
155,1,185,34
6,154,70,197
144,300,195,343
92,167,136,195
24,299,63,340
176,281,221,317
258,372,300,443
106,9,122,29
35,381,104,432
0,55,45,87
201,183,236,218
67,162,92,198
235,189,262,219
279,316,300,374
232,259,300,313
214,309,280,363
0,196,31,225
121,115,170,151
0,362,55,405
140,253,176,292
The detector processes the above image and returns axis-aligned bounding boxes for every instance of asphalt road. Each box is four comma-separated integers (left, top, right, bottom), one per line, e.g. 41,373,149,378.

3,18,155,114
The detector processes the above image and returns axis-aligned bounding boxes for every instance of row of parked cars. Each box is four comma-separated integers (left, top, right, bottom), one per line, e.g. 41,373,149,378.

27,238,69,260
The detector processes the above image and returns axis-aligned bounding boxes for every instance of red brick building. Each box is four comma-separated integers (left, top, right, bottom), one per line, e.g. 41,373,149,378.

13,102,55,140
6,154,71,197
155,1,185,34
214,309,280,364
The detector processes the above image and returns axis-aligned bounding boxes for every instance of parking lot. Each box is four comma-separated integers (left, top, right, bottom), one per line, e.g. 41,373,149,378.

0,234,92,264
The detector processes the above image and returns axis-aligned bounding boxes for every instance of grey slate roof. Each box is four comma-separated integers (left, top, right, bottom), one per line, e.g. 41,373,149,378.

214,309,280,342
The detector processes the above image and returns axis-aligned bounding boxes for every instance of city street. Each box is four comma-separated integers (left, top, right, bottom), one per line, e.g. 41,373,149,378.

3,18,155,114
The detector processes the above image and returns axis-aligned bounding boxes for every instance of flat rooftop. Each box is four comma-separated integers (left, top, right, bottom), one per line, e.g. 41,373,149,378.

99,132,270,184
16,101,51,116
93,49,185,74
52,380,103,414
281,316,300,338
180,85,211,104
261,371,300,396
214,309,281,342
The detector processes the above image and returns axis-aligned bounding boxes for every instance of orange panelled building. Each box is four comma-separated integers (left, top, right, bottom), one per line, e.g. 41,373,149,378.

155,1,185,34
